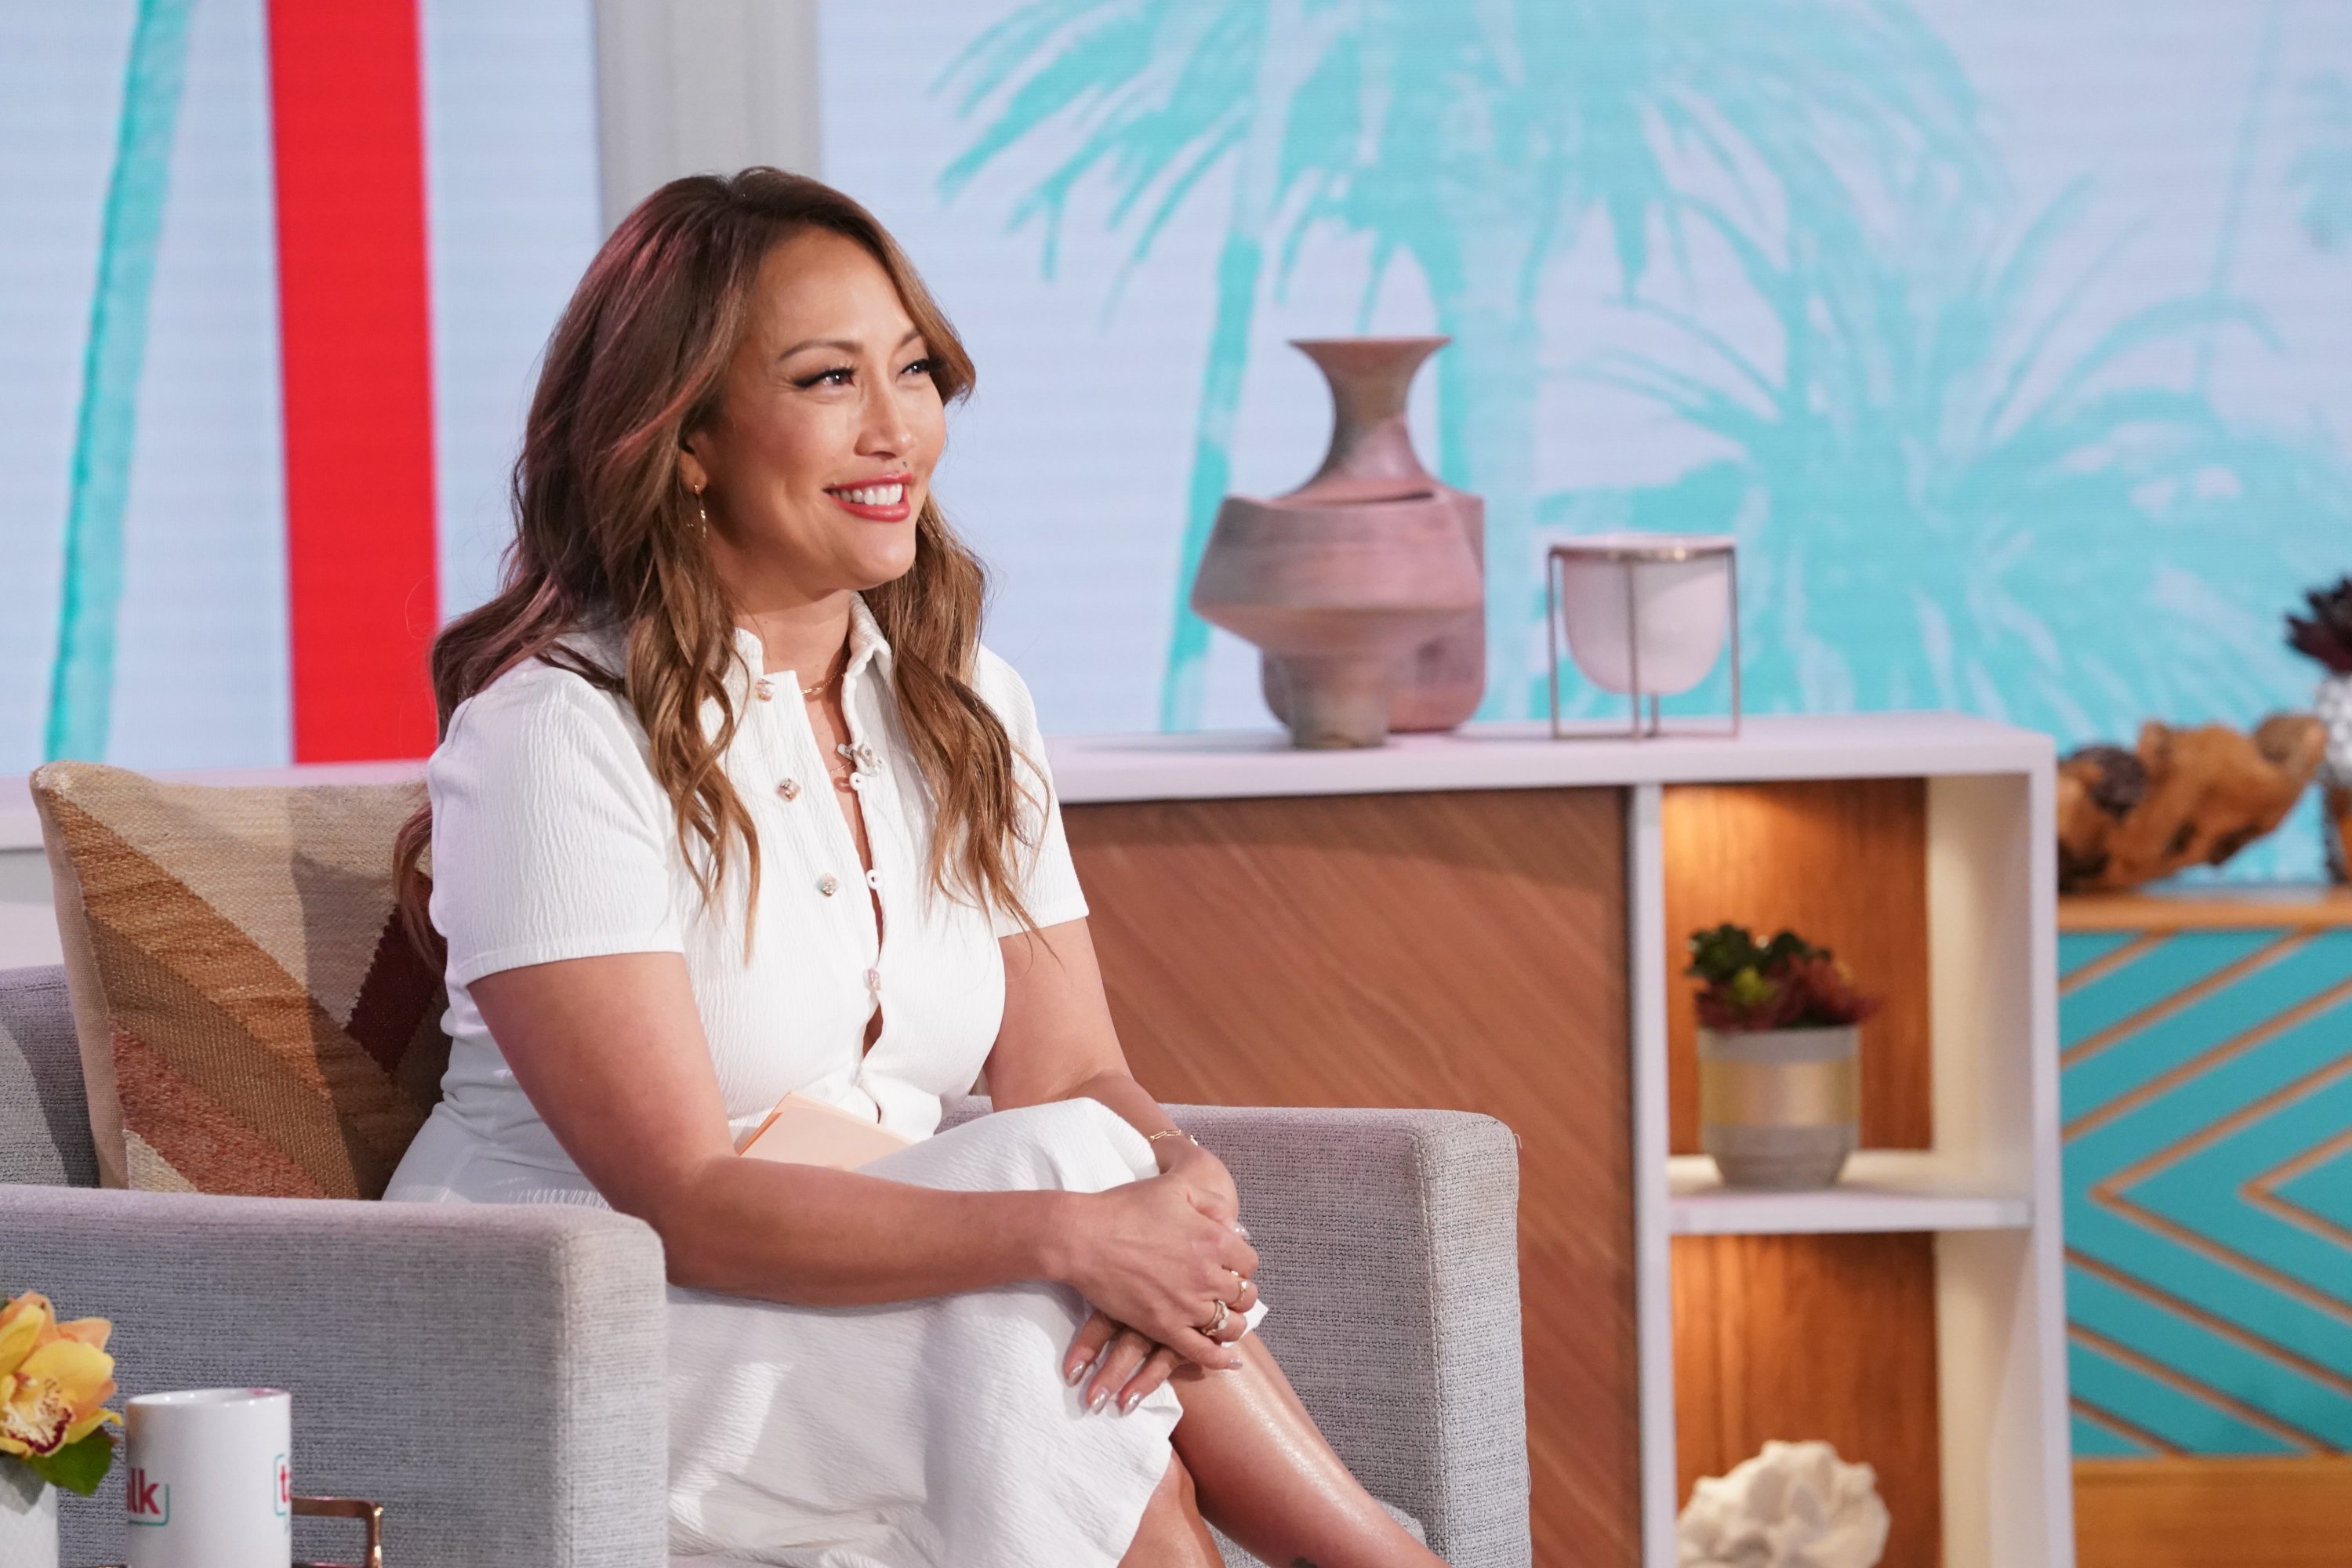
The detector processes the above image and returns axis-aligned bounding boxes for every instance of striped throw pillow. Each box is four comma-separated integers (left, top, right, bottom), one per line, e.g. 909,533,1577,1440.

30,762,447,1198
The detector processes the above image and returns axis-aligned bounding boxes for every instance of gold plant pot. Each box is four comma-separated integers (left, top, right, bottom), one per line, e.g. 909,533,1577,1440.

1697,1025,1860,1190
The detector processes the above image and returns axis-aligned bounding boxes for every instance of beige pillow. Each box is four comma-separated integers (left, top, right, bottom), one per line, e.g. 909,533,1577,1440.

31,762,448,1198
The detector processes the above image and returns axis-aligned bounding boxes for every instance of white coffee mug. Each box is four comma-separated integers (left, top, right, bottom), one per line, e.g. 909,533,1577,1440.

125,1388,292,1568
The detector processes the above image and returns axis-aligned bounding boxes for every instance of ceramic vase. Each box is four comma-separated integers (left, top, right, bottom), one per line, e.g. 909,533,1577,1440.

0,1461,58,1568
1697,1025,1860,1190
1192,337,1485,748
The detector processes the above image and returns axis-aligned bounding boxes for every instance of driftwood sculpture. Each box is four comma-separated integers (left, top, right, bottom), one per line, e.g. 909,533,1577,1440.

2057,715,2328,892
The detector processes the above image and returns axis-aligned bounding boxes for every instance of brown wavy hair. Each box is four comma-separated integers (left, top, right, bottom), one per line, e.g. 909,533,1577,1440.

394,169,1037,953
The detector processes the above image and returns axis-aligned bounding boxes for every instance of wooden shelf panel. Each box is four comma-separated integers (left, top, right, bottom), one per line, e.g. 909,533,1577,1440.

1668,1151,2032,1235
2060,883,2352,931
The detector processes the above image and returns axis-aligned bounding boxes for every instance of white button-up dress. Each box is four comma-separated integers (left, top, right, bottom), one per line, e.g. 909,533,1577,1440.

386,597,1188,1567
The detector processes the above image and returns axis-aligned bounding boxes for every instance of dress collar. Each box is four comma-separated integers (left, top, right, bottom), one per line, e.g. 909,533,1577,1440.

844,593,894,682
727,593,895,690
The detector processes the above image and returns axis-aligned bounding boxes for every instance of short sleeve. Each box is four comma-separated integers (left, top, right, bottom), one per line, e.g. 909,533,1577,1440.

426,667,687,986
976,648,1090,938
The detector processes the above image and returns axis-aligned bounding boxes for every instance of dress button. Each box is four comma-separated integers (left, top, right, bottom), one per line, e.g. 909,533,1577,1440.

754,678,775,701
816,873,839,897
865,869,882,890
855,742,880,769
777,778,800,801
865,967,881,993
847,770,866,789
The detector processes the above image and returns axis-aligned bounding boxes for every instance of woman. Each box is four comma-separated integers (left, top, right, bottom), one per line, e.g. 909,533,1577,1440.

385,169,1448,1568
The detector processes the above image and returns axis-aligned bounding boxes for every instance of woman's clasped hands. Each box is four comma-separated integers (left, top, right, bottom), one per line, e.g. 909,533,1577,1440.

1058,1138,1258,1415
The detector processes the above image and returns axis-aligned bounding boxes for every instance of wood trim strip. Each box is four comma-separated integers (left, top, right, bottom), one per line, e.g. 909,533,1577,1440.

2062,890,2352,932
2075,1457,2352,1568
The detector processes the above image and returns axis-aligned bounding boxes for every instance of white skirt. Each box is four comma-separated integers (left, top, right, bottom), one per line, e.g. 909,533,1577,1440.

389,1098,1213,1568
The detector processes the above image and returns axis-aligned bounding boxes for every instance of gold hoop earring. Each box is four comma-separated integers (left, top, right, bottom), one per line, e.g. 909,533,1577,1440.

694,486,709,535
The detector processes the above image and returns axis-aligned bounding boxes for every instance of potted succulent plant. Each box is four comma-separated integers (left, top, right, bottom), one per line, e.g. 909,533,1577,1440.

0,1292,120,1568
2286,576,2352,882
1687,924,1882,1190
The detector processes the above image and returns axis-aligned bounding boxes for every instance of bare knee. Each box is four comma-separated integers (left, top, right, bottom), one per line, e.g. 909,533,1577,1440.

1121,1452,1219,1568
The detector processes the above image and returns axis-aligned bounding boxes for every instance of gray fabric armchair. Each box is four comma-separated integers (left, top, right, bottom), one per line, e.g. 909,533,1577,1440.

0,964,1529,1568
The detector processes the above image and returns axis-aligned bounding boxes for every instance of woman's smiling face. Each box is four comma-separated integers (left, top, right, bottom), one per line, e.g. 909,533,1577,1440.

681,226,947,600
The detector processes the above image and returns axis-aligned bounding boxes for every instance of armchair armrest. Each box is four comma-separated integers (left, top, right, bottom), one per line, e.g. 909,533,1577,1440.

1185,1104,1530,1568
0,1185,668,1568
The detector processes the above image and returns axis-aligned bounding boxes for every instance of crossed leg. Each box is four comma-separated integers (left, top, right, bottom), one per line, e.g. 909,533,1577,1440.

1121,1453,1222,1567
1120,1334,1447,1568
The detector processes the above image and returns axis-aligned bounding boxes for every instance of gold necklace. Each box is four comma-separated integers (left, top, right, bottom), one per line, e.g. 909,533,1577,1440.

800,646,846,699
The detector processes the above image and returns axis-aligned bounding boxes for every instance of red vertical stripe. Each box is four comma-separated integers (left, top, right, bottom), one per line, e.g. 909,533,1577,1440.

267,0,439,761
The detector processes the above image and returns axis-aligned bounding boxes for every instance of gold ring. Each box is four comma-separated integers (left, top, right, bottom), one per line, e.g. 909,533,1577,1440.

1200,1299,1229,1337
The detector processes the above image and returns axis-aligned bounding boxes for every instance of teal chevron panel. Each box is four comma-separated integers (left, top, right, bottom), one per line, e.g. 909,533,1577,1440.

2063,913,2352,1457
2067,1338,2305,1454
2278,1145,2352,1232
2135,1076,2352,1302
2062,933,2351,1120
2059,929,2282,1047
2059,930,2146,982
2065,1265,2352,1443
2070,1413,2157,1457
2071,998,2352,1195
2070,1420,2154,1467
2067,1200,2352,1386
2066,1011,2352,1379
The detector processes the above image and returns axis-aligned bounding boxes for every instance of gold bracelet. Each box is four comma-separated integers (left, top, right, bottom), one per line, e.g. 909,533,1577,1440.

1145,1127,1196,1148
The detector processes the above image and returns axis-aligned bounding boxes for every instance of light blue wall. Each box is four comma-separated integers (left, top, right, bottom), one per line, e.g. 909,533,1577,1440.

828,0,2352,877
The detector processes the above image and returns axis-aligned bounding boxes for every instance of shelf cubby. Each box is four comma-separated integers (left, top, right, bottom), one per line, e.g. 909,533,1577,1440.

1633,764,2070,1568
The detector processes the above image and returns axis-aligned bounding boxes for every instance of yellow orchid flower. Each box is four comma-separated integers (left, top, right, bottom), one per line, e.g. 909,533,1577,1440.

0,1294,118,1459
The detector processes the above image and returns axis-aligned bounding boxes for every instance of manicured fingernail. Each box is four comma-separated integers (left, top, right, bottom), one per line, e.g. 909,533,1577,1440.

1120,1390,1142,1414
1065,1359,1084,1386
1088,1386,1109,1412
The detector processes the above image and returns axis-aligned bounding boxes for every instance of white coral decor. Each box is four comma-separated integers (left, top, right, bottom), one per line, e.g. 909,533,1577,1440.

1676,1439,1890,1568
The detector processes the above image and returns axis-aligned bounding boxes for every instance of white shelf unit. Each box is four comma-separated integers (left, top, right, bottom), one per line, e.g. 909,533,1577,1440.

1628,768,2073,1568
1667,1152,2032,1236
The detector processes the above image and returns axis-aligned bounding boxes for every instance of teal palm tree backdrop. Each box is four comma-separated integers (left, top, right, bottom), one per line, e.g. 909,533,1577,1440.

2293,72,2352,251
938,0,1993,726
1574,184,2352,735
45,0,197,762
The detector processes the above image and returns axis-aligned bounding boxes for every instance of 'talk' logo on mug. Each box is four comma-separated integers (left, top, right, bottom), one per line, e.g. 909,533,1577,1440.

127,1465,170,1525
